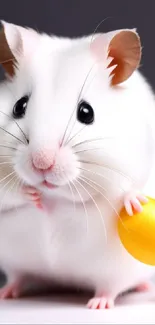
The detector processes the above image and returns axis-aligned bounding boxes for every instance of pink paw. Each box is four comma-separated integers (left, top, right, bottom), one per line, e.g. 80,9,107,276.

87,296,114,309
0,281,22,299
124,191,148,216
22,185,42,209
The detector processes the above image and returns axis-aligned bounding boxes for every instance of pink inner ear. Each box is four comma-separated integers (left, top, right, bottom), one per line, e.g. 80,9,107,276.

17,27,40,59
90,35,109,63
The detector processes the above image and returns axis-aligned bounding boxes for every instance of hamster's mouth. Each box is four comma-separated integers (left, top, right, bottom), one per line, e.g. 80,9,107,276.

42,180,58,189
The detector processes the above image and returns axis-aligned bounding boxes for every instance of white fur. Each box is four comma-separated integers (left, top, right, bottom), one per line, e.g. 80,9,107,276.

0,22,155,299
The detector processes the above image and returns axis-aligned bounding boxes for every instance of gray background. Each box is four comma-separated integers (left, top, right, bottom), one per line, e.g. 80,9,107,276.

0,0,154,286
0,0,155,87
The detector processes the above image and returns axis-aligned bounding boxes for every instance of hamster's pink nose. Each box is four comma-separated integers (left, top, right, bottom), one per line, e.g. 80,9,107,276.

32,149,55,170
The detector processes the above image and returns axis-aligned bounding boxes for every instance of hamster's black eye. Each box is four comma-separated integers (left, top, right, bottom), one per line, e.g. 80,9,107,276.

77,101,94,125
13,95,29,119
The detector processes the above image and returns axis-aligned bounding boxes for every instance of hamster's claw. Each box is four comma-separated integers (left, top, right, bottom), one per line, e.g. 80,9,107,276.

22,186,43,209
87,296,114,309
124,191,148,216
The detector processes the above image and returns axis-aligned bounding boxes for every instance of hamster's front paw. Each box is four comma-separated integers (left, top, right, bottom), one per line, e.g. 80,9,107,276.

22,185,42,209
123,190,148,216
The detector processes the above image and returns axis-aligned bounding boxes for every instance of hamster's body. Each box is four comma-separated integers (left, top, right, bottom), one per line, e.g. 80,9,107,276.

0,22,154,307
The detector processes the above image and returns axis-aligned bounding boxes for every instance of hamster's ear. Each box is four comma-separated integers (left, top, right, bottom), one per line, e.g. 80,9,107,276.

0,21,39,77
91,29,141,86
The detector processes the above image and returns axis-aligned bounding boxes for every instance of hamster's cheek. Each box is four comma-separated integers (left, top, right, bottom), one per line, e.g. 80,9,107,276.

13,145,44,186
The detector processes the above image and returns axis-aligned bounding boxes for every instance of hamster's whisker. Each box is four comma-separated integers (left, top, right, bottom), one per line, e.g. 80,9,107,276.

0,154,13,158
68,181,76,216
0,173,16,194
0,144,17,151
12,177,23,215
1,175,20,214
80,174,108,194
0,161,12,166
76,177,107,243
15,124,28,145
77,64,97,103
63,63,96,146
0,170,16,185
72,137,114,149
78,166,125,193
79,173,128,233
0,58,14,64
0,173,17,213
2,140,19,146
0,125,25,145
90,16,111,44
16,178,25,200
78,159,135,183
0,144,24,153
71,179,89,236
80,174,121,222
0,111,28,144
78,175,109,240
62,171,76,215
66,125,86,146
75,147,107,154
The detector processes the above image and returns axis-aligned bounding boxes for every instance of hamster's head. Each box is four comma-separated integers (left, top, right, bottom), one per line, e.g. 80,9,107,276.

0,21,153,203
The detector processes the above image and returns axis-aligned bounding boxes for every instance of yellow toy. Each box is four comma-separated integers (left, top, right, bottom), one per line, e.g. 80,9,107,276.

117,197,155,266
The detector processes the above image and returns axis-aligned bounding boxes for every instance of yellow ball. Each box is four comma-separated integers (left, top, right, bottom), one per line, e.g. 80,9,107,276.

117,197,155,266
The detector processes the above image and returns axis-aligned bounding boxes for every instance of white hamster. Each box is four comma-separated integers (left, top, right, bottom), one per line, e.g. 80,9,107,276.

0,21,154,308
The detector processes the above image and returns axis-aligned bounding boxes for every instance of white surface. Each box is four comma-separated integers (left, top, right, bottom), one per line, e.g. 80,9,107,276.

0,295,155,324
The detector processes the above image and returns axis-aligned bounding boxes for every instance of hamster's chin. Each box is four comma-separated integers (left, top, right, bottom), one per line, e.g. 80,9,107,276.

40,180,95,203
39,180,70,197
